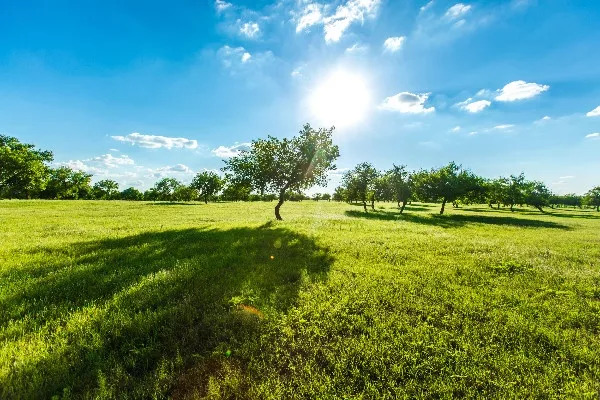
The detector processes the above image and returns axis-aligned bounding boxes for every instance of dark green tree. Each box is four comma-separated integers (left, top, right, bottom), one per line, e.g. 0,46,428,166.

120,187,143,201
92,180,120,200
524,181,551,212
0,135,53,198
151,178,182,201
584,186,600,211
42,167,92,199
191,171,223,204
386,164,412,213
342,162,378,212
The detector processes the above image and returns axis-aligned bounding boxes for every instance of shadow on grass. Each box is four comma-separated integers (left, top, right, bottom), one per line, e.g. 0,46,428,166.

344,210,570,229
461,206,600,220
1,225,333,399
146,201,200,206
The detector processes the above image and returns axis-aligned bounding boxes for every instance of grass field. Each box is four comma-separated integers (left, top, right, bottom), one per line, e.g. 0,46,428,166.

1,200,599,399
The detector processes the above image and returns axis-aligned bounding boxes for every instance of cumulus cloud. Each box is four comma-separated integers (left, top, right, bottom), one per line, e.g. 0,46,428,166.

150,164,194,177
90,153,135,167
323,0,381,43
586,106,600,117
456,98,491,113
240,21,260,38
215,0,232,13
585,132,600,139
55,154,135,176
445,3,471,19
212,143,251,158
217,45,253,67
495,80,549,101
379,92,435,114
295,3,323,32
112,132,198,149
383,36,406,52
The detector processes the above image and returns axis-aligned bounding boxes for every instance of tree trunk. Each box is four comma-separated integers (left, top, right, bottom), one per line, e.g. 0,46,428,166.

400,200,407,214
274,189,286,220
204,195,208,204
497,203,500,209
440,198,446,215
596,204,599,212
371,198,375,210
362,201,367,212
510,203,514,212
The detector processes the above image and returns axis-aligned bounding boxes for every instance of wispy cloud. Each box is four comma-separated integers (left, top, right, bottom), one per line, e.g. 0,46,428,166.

295,3,323,33
379,92,435,114
112,132,198,149
346,43,369,54
456,98,491,113
451,126,461,132
585,132,600,139
212,142,251,158
493,124,515,130
445,3,472,20
215,0,232,13
383,36,406,52
495,80,549,101
240,21,260,38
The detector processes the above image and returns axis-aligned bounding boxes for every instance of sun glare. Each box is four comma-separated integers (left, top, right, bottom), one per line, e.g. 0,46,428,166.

308,69,371,128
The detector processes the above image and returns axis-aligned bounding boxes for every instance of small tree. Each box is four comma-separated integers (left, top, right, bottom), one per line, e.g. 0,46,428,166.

173,185,198,202
223,124,339,220
386,164,412,213
503,173,526,211
120,187,143,201
413,162,480,214
42,167,92,199
584,186,600,211
92,179,119,200
524,181,551,212
152,178,182,201
342,162,378,212
191,171,223,204
321,193,331,202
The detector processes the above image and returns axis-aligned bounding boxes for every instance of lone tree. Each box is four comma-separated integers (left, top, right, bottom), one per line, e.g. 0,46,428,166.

92,179,119,200
223,124,339,220
191,171,223,203
386,164,412,213
524,181,551,212
342,162,378,212
584,186,600,211
413,162,480,214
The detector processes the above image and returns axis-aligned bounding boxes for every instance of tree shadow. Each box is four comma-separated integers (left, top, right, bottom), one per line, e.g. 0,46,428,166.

344,210,570,229
146,202,200,206
1,225,333,398
461,206,600,220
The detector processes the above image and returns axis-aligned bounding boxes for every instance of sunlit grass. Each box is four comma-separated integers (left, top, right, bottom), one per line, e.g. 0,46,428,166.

1,200,599,398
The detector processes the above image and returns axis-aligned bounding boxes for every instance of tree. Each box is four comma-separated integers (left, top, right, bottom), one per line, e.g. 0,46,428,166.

386,164,412,213
413,162,480,214
0,135,53,199
333,186,346,202
120,187,143,201
92,180,119,200
321,193,331,201
221,180,251,201
191,171,223,204
484,178,507,209
173,185,198,202
42,167,92,199
223,124,339,220
151,178,182,201
524,181,551,212
584,186,600,211
342,162,378,212
503,173,526,212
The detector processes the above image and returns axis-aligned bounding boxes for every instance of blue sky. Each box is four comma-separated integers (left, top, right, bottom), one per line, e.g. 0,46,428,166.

1,0,599,193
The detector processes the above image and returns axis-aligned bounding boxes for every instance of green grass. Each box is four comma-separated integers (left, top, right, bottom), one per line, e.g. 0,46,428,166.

1,200,599,399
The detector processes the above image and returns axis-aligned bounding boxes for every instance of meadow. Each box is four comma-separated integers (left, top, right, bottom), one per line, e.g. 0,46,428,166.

1,200,599,399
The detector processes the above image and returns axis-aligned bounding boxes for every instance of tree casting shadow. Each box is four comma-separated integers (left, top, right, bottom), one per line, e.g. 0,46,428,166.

344,209,570,229
1,225,333,398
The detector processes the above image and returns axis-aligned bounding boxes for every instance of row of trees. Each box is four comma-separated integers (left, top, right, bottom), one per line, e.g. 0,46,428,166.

335,162,600,214
2,129,600,219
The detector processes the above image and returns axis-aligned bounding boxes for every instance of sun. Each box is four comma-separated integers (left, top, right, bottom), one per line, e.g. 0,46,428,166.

308,69,371,128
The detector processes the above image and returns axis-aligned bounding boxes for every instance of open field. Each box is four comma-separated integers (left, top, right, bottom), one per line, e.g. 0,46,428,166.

1,200,599,399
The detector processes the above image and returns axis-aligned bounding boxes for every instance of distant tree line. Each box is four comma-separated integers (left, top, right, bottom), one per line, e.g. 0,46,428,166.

334,161,600,214
2,131,600,218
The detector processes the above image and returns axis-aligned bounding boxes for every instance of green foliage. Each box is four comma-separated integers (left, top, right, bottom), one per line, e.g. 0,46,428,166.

223,124,340,219
0,135,53,199
120,187,143,201
386,164,412,212
524,181,551,211
151,178,183,201
92,179,120,200
191,171,223,203
41,167,92,199
342,162,378,211
584,186,600,211
1,201,599,398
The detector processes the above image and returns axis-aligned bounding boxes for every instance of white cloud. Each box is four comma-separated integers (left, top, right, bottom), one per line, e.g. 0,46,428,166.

212,143,251,158
586,106,600,117
55,154,135,176
109,148,119,152
495,80,549,101
420,1,434,13
345,43,369,54
323,0,381,43
445,3,471,20
240,21,260,38
383,36,406,52
296,3,323,32
112,132,198,149
241,52,251,63
457,98,491,113
215,0,232,13
585,132,600,139
493,124,515,130
379,92,435,114
217,45,251,67
451,126,461,132
291,65,304,78
90,153,135,167
559,175,574,180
